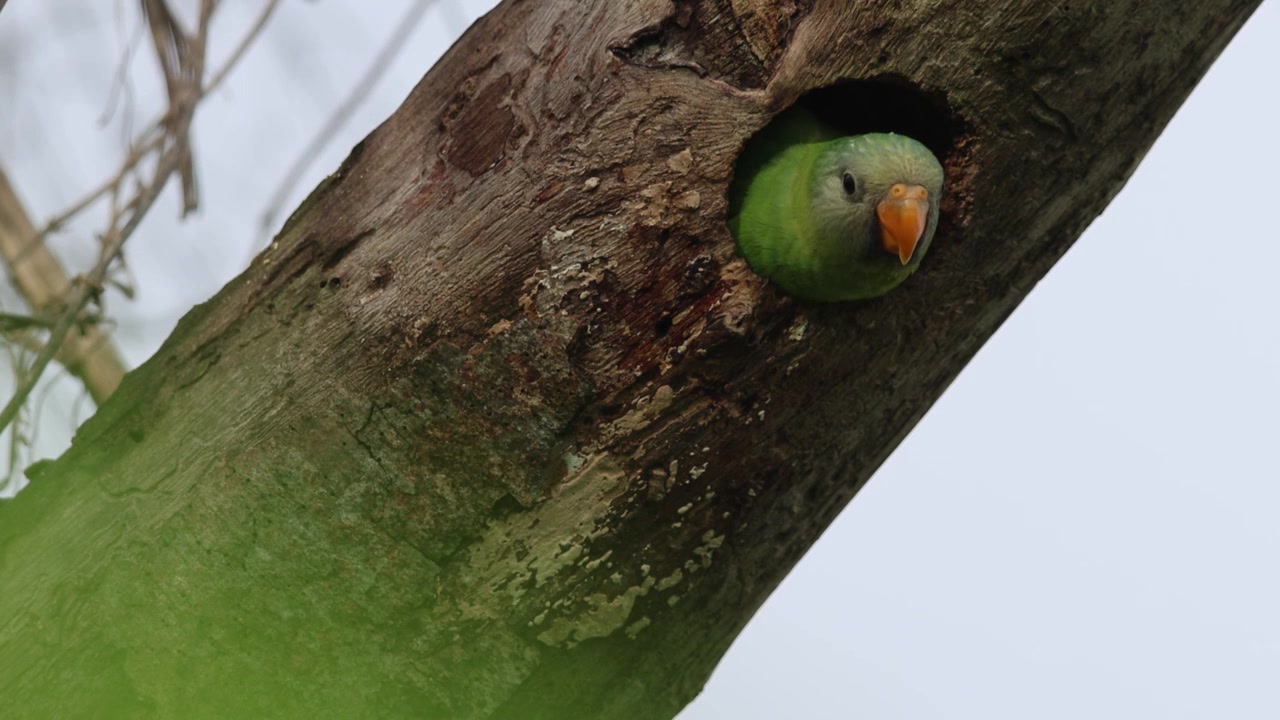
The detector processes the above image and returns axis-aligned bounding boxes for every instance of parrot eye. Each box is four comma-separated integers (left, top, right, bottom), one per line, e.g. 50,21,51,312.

841,171,857,196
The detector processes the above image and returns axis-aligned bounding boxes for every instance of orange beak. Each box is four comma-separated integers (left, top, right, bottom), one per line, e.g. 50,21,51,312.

876,184,930,265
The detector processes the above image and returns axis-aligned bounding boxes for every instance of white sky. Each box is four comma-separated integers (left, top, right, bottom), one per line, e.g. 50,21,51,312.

2,2,1277,718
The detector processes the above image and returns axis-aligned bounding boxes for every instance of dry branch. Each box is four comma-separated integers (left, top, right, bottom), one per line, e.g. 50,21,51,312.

0,168,126,403
0,0,217,435
0,0,281,438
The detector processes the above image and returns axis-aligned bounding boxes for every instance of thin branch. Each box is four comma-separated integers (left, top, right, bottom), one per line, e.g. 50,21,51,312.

141,0,200,215
203,0,280,97
100,10,146,132
14,132,164,262
19,0,279,259
0,0,282,421
258,0,436,244
0,0,215,436
1,343,28,494
0,312,54,333
4,410,23,494
21,0,278,248
0,167,128,404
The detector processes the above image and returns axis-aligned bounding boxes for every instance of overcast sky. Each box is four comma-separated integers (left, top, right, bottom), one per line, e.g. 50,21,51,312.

2,2,1277,718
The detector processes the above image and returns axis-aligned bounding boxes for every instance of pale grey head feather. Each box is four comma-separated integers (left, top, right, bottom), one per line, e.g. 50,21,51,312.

810,133,946,261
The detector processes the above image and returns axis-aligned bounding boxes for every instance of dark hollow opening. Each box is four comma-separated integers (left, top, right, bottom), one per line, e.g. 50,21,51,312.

795,76,964,162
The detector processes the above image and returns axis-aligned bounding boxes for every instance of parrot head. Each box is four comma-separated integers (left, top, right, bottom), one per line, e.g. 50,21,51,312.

726,106,947,302
812,133,945,270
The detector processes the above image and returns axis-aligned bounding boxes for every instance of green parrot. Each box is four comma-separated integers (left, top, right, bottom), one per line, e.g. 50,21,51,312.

727,106,945,302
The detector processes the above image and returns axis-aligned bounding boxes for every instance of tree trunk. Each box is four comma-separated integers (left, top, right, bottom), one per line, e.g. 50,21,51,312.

0,0,1259,717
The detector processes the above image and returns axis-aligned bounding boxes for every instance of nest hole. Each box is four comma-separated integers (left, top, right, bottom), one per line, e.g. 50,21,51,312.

728,76,974,244
796,76,964,162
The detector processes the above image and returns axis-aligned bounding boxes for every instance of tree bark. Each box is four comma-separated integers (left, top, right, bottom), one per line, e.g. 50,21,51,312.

0,0,1260,717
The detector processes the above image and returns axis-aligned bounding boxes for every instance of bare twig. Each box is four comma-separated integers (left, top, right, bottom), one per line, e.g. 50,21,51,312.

4,411,23,493
0,0,218,436
1,341,30,494
141,0,201,215
0,312,53,333
20,0,279,249
11,131,164,265
0,167,127,404
204,0,280,97
19,0,279,261
1,0,282,425
100,10,146,134
258,0,437,245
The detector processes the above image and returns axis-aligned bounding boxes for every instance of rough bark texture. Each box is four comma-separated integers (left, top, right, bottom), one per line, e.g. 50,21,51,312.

0,0,1260,717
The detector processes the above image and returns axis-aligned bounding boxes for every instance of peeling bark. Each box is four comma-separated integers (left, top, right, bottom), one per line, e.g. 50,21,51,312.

0,0,1261,717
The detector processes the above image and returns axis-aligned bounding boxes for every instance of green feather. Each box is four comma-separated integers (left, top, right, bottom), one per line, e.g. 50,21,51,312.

728,107,945,302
